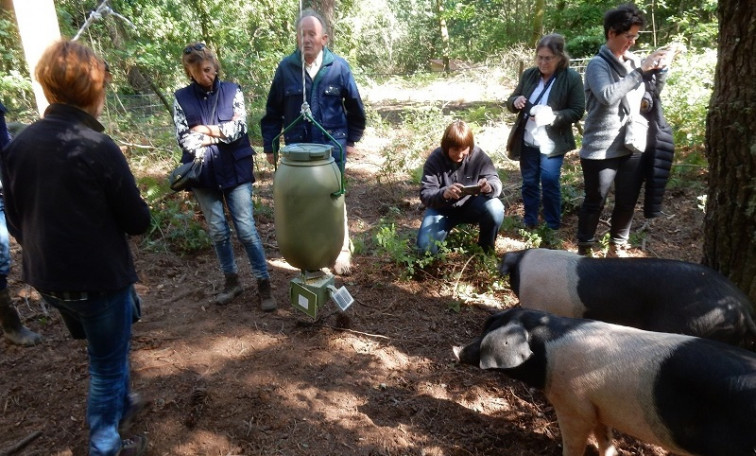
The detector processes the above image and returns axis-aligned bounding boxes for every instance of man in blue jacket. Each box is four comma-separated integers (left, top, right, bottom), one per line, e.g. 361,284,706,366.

261,8,366,275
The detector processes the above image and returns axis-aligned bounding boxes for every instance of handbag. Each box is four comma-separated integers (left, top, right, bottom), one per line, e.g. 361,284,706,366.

506,115,527,160
168,84,220,191
168,157,203,191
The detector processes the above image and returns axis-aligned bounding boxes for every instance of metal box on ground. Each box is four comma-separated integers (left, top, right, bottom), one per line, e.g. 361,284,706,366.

290,273,335,318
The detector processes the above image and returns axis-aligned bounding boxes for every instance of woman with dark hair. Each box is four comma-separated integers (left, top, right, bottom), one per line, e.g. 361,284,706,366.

0,40,150,455
416,120,504,255
576,4,668,257
173,42,276,311
506,33,585,230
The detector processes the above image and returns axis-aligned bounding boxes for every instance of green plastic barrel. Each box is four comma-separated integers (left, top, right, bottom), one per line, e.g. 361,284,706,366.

273,143,345,271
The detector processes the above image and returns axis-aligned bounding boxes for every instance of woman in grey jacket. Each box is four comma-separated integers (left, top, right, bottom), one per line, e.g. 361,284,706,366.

576,4,667,257
506,34,585,230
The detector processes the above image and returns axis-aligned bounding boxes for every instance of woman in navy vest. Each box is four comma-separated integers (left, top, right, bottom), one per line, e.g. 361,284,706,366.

173,42,276,311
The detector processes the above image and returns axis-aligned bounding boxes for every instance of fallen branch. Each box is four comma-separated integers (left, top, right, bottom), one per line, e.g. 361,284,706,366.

332,327,390,340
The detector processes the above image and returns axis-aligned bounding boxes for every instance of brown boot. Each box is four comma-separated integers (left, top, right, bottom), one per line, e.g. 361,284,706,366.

214,273,242,305
0,288,42,346
257,279,277,312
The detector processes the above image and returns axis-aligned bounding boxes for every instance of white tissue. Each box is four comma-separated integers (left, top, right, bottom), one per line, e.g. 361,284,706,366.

530,105,556,127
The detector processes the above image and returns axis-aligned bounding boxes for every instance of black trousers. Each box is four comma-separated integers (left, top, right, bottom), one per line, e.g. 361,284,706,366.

577,153,644,246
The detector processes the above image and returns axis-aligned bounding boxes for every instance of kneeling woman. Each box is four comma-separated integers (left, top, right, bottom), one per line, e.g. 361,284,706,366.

416,120,505,254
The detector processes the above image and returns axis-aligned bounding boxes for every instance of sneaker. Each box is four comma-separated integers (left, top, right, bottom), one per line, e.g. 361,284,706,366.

606,243,630,258
119,393,148,434
118,435,147,456
214,273,242,305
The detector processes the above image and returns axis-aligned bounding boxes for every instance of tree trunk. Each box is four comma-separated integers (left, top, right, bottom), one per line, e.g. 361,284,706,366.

437,0,450,75
703,0,756,303
304,0,335,48
531,0,545,47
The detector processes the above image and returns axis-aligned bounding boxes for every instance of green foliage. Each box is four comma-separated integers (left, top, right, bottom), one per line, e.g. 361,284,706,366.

566,28,605,58
0,9,34,118
376,101,447,185
654,0,718,49
667,147,708,193
1,0,721,117
373,219,435,278
560,157,584,216
0,10,26,75
142,195,211,254
0,71,33,119
661,48,716,149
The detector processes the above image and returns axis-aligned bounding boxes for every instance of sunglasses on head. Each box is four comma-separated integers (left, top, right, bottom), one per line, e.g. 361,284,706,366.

184,43,206,54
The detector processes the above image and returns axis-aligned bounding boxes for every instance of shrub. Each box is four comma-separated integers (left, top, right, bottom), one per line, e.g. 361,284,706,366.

661,48,716,149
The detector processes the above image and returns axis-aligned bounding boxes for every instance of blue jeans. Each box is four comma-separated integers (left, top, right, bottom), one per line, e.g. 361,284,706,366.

0,197,10,289
577,154,644,246
520,145,564,229
416,196,505,254
193,183,270,279
42,286,136,456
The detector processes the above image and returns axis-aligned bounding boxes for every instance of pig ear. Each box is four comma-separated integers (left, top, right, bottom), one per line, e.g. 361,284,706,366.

478,322,533,369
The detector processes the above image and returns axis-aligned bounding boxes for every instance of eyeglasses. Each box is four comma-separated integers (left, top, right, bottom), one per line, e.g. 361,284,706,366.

537,55,555,62
184,43,206,54
623,33,639,41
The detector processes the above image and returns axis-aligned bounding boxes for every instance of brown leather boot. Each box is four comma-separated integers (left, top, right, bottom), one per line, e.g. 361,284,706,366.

0,288,42,346
214,273,242,305
257,279,277,312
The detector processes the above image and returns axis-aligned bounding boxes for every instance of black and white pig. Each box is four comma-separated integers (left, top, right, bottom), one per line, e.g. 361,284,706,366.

498,248,756,349
454,308,756,456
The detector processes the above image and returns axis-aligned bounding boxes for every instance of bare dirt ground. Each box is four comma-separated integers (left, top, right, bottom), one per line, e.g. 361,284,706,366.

0,75,705,456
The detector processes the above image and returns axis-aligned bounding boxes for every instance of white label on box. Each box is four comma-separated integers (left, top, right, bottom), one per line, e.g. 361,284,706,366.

297,294,311,310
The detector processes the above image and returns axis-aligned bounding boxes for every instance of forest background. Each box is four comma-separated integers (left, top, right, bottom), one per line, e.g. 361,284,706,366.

1,2,756,454
0,0,750,301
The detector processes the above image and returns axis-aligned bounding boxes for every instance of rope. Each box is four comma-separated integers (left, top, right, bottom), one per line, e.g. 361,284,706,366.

72,0,135,42
271,3,345,196
299,0,312,119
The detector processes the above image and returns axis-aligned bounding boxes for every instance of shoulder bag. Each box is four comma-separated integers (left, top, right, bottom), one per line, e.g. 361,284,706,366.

168,157,203,192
